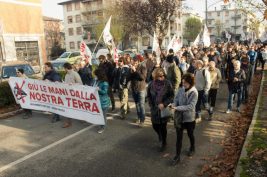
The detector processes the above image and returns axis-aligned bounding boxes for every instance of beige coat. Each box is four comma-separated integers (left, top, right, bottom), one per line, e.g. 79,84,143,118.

209,68,222,89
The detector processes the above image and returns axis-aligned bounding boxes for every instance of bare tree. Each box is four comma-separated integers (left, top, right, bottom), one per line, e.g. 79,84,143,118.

117,0,181,47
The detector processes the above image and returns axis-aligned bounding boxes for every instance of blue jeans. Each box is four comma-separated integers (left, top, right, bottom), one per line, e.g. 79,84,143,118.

227,90,242,110
132,90,146,122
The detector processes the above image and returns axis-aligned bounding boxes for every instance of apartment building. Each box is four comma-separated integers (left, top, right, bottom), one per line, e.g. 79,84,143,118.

0,0,46,66
206,4,252,42
59,0,183,51
43,16,65,60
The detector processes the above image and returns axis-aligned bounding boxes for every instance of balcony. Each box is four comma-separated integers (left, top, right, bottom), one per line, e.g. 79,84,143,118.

232,14,241,19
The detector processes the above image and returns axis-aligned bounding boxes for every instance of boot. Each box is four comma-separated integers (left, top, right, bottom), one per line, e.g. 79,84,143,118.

171,155,180,166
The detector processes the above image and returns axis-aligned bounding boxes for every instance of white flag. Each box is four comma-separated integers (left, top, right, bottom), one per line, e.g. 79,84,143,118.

203,25,211,47
152,32,161,63
103,16,113,46
225,31,231,42
80,41,92,65
193,33,200,46
167,35,182,53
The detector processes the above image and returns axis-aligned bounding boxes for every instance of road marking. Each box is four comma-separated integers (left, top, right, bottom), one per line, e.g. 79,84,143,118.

0,103,137,173
0,125,96,174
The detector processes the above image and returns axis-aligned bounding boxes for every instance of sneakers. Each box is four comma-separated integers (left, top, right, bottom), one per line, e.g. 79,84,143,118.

51,116,60,123
97,128,105,134
139,122,144,128
195,117,202,123
171,155,180,166
237,107,241,113
187,149,195,157
226,109,231,114
159,143,167,152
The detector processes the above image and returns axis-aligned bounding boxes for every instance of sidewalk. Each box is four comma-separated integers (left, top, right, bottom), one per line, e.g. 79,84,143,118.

236,70,267,177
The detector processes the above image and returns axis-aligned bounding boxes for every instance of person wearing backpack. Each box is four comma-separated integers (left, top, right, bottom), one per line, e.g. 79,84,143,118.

194,60,211,122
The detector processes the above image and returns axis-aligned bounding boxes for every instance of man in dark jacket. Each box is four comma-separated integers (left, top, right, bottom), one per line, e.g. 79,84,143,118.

43,62,62,122
129,55,147,126
78,60,93,86
113,57,130,119
98,55,116,111
226,60,246,113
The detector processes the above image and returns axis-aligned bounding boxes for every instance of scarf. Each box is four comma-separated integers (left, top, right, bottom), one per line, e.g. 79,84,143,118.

152,80,166,104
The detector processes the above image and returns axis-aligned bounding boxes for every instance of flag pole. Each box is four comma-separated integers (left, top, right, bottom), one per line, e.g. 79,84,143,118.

92,30,104,56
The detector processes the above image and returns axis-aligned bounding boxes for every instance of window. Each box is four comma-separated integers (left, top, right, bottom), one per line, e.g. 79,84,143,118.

75,2,80,10
208,12,212,16
98,10,103,16
76,15,81,23
142,37,150,46
76,27,82,35
68,16,73,24
68,28,74,36
0,42,3,61
15,41,40,66
67,4,72,12
69,42,75,49
225,11,229,16
208,20,212,25
77,41,81,49
217,12,220,17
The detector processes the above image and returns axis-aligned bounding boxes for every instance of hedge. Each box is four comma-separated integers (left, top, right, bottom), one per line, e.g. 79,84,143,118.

0,81,16,107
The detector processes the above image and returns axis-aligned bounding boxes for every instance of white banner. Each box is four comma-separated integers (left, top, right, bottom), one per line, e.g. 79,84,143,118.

80,41,92,65
193,33,200,46
167,34,182,53
152,31,161,63
103,16,113,46
203,25,211,47
8,77,105,125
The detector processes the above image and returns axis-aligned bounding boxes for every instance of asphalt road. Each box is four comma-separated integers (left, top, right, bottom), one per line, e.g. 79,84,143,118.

0,83,237,177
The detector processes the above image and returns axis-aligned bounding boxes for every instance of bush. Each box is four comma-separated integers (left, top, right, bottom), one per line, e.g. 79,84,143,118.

0,81,16,107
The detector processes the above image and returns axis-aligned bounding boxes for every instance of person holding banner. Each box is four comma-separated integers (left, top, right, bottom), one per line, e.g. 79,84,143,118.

16,68,32,119
43,62,62,123
94,68,111,134
62,63,83,128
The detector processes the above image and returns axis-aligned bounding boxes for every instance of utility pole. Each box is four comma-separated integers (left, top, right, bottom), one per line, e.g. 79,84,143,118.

205,0,208,27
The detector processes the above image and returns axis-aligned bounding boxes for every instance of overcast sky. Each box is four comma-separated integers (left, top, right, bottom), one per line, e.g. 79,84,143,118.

41,0,227,20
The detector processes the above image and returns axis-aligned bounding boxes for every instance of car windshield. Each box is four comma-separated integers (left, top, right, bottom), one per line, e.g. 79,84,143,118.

1,65,34,78
52,62,66,71
59,52,71,58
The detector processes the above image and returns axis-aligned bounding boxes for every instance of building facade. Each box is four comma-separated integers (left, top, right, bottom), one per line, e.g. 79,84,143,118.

206,4,252,42
43,16,65,60
0,0,46,66
59,0,183,51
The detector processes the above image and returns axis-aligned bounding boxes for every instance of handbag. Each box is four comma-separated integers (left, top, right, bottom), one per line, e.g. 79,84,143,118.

160,107,172,118
174,111,183,129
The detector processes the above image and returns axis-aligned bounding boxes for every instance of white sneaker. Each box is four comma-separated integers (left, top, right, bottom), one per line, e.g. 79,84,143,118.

97,128,105,134
237,107,241,113
196,117,202,123
226,109,231,114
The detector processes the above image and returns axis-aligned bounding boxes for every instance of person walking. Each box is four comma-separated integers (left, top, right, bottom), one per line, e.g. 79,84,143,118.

78,59,93,86
129,55,147,127
43,62,62,123
94,68,111,134
98,55,116,111
16,68,32,119
241,56,252,103
208,61,222,120
171,73,198,165
62,63,83,128
147,68,174,152
261,46,267,71
112,57,131,119
226,60,246,113
194,60,211,122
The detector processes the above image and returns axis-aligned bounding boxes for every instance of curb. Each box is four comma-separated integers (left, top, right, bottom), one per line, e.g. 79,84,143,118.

234,71,266,177
0,109,23,119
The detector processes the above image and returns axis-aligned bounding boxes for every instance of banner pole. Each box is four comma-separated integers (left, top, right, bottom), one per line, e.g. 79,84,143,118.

92,30,104,56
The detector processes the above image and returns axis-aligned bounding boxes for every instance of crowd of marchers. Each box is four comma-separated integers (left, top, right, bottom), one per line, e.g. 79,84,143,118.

16,41,267,166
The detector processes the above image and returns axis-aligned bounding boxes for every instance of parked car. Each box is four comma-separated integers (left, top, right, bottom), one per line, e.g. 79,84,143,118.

51,60,67,71
56,51,81,64
0,61,41,83
96,48,123,59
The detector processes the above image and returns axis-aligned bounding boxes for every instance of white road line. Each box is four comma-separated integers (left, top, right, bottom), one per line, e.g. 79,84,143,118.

0,125,96,174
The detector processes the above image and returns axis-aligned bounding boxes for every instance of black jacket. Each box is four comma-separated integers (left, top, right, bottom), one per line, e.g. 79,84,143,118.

43,70,61,82
227,69,246,92
112,66,130,90
99,61,115,85
78,64,93,86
